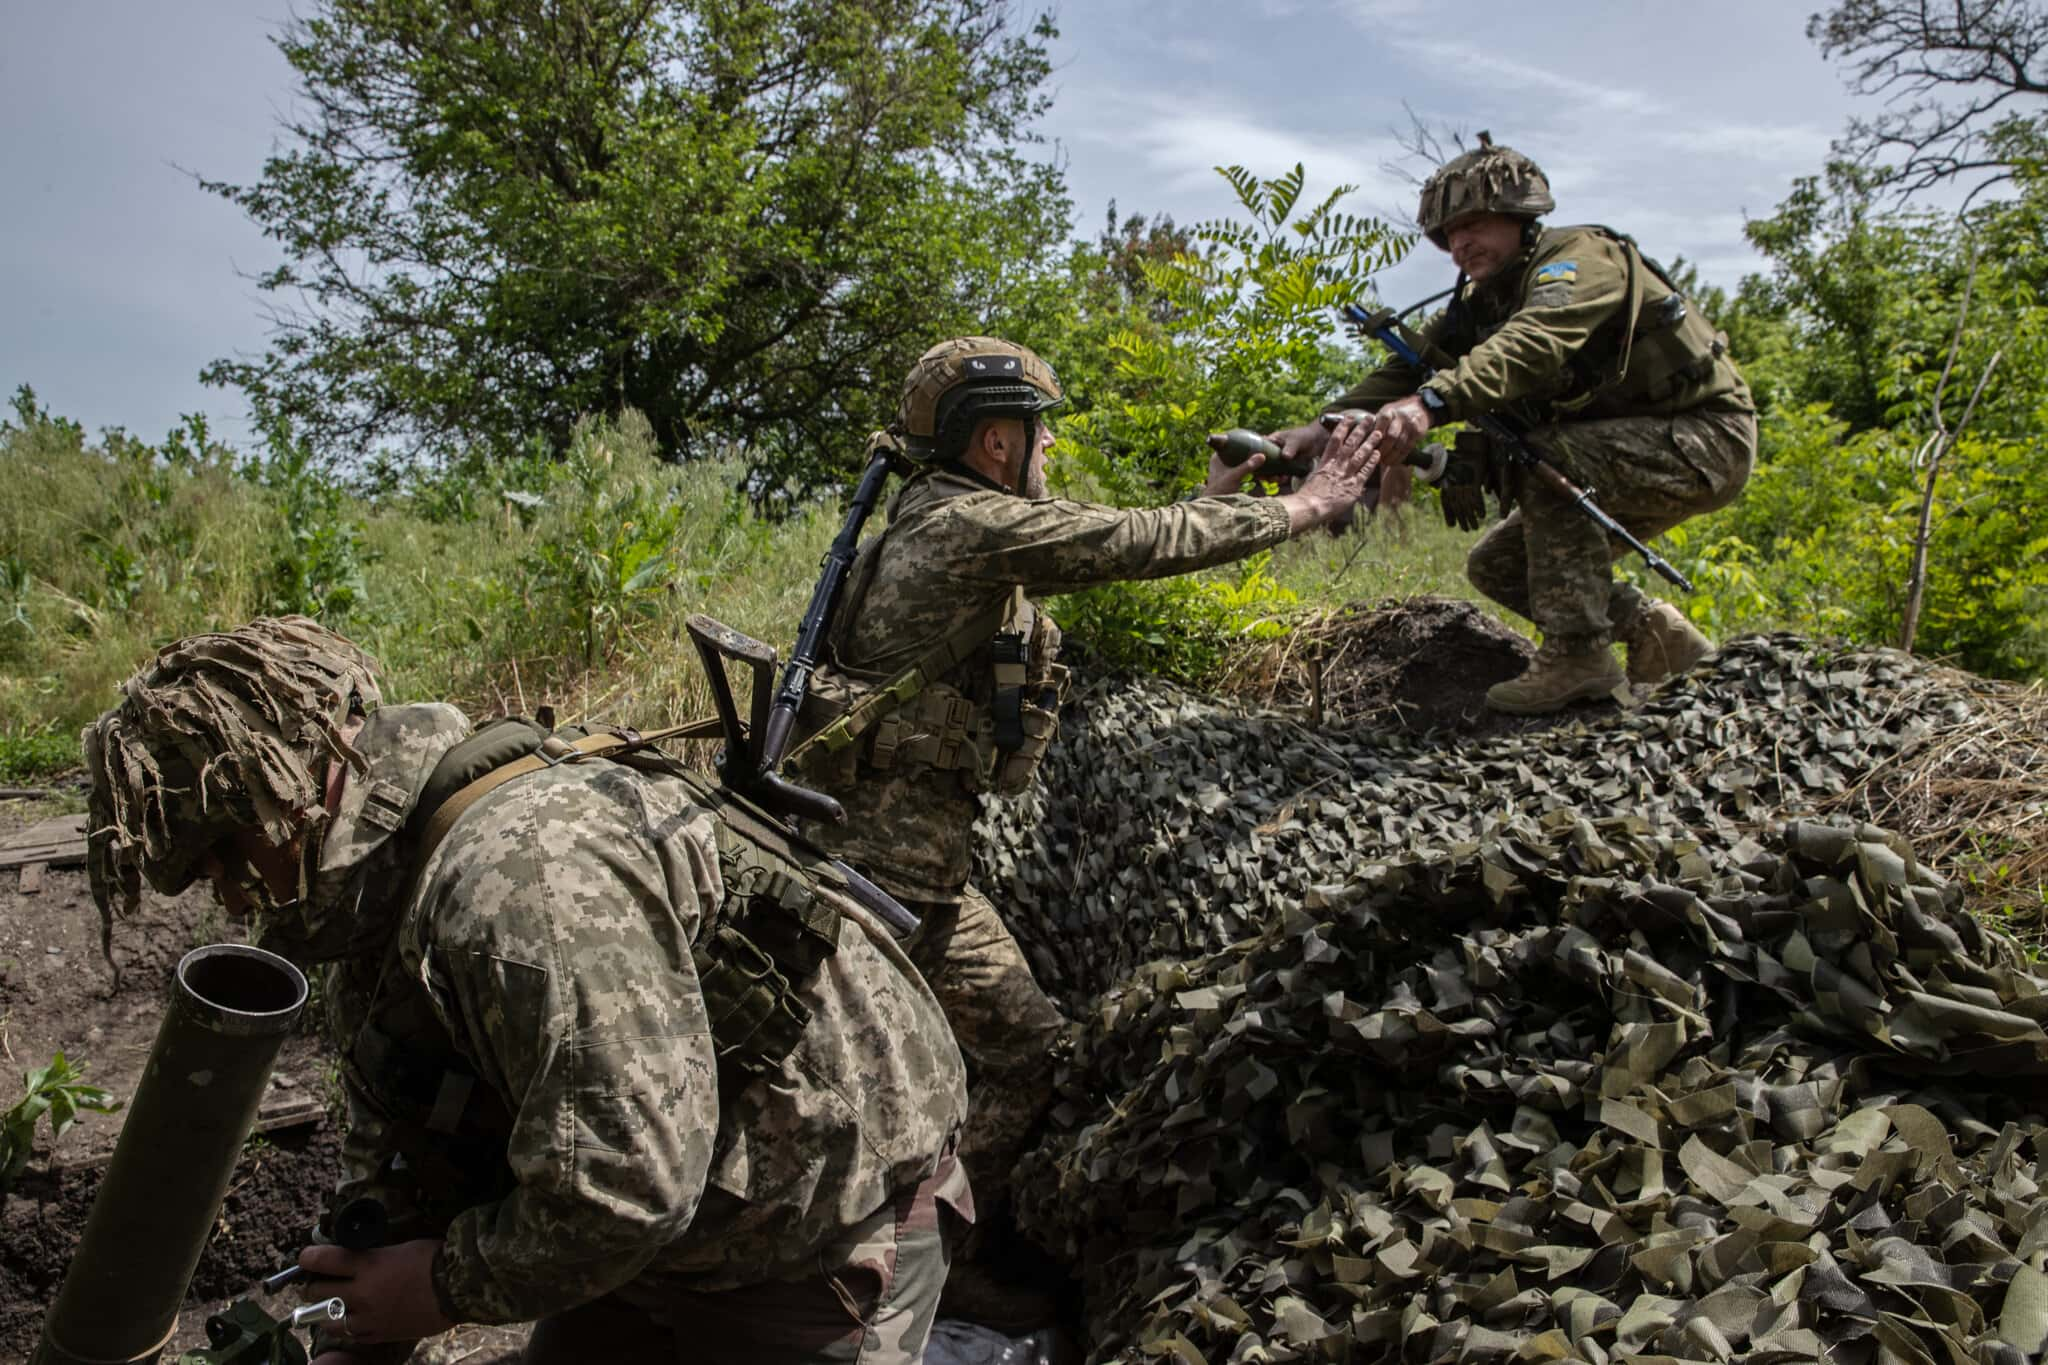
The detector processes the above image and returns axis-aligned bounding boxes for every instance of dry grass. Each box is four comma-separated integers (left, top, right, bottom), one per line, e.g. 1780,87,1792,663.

1828,673,2048,952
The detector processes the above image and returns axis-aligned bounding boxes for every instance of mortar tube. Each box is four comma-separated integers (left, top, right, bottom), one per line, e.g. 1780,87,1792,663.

32,943,309,1365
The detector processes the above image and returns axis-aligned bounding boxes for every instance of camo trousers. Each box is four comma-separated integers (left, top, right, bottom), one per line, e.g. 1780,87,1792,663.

1465,408,1754,644
523,1154,970,1363
901,883,1072,1235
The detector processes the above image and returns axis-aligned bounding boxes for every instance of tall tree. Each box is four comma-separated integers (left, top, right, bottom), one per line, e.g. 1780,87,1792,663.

203,0,1068,497
1810,0,2048,199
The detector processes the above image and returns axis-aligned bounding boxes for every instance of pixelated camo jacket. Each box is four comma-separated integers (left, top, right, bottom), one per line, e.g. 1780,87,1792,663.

321,703,969,1324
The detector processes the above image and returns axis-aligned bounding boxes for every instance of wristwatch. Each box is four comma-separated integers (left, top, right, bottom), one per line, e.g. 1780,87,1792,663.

1417,387,1447,423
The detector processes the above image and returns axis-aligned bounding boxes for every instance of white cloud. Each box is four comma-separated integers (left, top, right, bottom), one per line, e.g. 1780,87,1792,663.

1063,89,1417,212
1391,36,1664,117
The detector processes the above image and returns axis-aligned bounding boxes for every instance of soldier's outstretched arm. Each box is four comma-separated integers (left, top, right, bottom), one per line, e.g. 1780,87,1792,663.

930,432,1379,595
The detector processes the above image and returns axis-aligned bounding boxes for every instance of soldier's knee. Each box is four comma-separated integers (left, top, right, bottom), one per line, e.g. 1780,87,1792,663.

1465,540,1520,603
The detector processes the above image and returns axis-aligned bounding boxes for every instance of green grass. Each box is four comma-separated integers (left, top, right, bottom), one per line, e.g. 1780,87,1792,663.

0,727,81,782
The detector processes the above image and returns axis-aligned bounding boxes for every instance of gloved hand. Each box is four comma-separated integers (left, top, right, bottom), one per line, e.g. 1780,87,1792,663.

1436,441,1489,532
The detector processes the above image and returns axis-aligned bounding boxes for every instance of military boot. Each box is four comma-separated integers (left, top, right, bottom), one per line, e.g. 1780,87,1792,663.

1485,638,1625,715
1618,601,1715,688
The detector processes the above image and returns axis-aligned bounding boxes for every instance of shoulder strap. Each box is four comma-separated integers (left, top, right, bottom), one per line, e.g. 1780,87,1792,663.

414,718,725,865
786,590,1019,767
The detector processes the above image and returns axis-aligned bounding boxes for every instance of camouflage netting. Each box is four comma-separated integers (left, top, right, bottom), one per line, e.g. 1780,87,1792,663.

971,629,2048,1362
975,635,1974,1008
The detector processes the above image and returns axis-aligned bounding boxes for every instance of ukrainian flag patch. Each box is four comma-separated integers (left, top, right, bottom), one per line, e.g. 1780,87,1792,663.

1533,260,1578,285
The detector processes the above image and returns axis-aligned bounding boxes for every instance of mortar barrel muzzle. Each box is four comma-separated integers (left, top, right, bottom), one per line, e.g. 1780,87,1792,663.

31,944,308,1365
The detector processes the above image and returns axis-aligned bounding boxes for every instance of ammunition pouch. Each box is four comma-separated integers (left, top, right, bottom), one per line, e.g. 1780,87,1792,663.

790,588,1069,799
695,781,848,1082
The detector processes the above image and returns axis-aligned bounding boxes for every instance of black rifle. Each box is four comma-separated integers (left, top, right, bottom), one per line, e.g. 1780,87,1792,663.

688,446,895,825
682,447,921,937
1339,296,1695,592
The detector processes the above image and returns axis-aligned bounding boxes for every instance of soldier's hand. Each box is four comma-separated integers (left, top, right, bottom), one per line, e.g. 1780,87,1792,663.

1437,445,1489,531
1202,445,1266,496
298,1238,456,1346
1364,395,1433,464
1267,421,1330,475
1282,415,1380,533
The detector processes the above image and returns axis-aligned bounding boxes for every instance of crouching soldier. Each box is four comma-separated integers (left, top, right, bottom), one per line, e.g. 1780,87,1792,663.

82,616,970,1364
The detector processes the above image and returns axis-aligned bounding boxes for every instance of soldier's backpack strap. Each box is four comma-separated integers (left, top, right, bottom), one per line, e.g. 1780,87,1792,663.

402,718,852,1087
410,715,724,865
784,591,1015,766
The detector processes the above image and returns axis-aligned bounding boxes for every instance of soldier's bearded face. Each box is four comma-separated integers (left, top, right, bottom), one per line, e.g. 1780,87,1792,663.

1444,213,1524,282
1023,418,1052,498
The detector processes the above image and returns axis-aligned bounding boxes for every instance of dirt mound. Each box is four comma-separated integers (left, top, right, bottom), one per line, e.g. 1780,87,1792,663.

1227,596,1537,733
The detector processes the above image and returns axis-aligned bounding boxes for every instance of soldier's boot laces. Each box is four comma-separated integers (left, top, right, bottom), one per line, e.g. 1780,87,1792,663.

1619,601,1716,688
1486,638,1626,715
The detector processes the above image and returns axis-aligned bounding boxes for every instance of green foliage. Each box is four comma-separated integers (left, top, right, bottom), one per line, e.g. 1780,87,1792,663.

1664,405,2048,678
1052,164,1408,505
1053,554,1300,685
0,1053,121,1193
248,419,368,621
0,726,79,781
202,0,1071,498
514,420,694,666
1672,146,2048,680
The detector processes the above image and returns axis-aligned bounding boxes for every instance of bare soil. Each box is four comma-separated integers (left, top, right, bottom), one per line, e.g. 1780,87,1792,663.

1238,595,1567,736
0,792,526,1363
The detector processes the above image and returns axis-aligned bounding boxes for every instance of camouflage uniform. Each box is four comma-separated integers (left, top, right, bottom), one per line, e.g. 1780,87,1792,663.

791,465,1293,1223
1334,221,1754,651
1330,142,1753,694
82,619,970,1364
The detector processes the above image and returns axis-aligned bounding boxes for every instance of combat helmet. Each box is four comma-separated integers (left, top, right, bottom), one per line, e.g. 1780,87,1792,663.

1416,132,1554,249
896,336,1063,470
82,616,379,921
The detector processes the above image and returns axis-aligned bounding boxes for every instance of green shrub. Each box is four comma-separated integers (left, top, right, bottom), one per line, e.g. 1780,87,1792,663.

0,1053,121,1193
1054,553,1301,685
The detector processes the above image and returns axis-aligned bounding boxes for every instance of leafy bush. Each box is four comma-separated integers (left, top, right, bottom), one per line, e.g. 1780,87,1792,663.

0,726,79,781
1664,404,2048,678
0,1053,121,1193
1052,164,1406,506
1054,554,1301,685
514,421,692,667
250,419,368,621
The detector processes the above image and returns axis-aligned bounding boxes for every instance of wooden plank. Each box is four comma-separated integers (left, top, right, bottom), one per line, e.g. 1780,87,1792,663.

0,840,86,871
0,787,53,801
1,813,86,847
19,861,45,894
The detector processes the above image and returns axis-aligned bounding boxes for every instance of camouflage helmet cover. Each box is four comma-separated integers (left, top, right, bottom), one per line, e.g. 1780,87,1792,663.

82,616,380,920
896,336,1063,462
1416,137,1555,249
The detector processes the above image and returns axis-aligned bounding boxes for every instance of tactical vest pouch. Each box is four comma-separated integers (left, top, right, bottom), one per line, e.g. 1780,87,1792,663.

991,666,1066,795
694,924,812,1082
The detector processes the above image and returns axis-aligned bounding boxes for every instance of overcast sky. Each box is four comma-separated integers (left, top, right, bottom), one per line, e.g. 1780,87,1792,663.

0,1,1871,445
